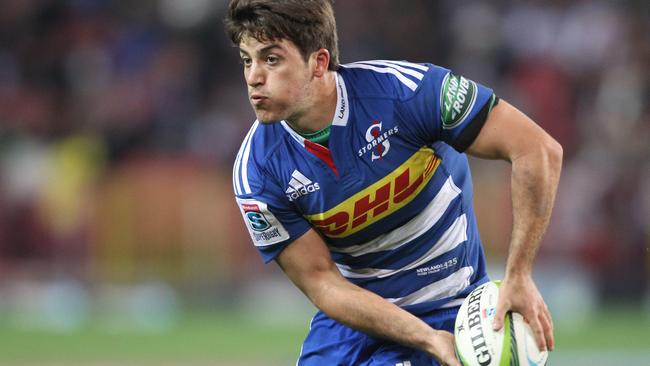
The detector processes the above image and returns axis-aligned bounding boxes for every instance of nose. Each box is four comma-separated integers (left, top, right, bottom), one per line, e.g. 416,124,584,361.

246,61,265,88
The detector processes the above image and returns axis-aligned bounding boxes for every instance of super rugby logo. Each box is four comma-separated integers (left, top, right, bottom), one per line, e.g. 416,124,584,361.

306,147,440,238
358,120,398,161
236,198,290,246
241,203,271,232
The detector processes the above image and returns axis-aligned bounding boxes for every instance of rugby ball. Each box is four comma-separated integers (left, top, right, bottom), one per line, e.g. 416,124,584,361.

454,281,548,366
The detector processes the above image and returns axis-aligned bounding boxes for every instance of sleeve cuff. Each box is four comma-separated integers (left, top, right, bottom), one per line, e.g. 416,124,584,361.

450,95,499,152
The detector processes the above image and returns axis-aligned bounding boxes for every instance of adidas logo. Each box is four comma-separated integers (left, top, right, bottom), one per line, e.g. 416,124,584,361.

285,170,320,202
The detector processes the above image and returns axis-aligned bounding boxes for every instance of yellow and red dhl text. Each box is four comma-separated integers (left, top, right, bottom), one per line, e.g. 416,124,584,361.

306,147,440,238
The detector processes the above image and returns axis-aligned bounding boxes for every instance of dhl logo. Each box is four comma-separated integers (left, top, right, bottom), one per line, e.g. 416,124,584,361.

306,147,440,238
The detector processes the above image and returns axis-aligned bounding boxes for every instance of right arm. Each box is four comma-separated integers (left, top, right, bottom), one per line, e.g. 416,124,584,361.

276,228,461,366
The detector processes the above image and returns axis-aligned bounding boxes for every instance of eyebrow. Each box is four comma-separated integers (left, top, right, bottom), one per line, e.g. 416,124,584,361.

239,44,284,56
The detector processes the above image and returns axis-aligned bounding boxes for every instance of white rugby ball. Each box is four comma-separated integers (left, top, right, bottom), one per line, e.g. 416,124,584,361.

454,281,548,366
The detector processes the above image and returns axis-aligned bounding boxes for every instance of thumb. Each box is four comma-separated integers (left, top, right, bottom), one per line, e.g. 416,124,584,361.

492,298,508,331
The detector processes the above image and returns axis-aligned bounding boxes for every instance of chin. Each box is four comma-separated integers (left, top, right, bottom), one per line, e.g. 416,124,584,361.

256,117,280,124
254,110,285,124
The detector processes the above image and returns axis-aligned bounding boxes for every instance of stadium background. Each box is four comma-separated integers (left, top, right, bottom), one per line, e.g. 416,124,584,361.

0,0,648,365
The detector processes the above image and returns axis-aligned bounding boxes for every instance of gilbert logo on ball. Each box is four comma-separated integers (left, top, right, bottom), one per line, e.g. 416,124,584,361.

454,281,548,366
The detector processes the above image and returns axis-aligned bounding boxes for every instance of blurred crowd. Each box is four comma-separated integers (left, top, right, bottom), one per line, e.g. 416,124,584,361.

0,0,648,319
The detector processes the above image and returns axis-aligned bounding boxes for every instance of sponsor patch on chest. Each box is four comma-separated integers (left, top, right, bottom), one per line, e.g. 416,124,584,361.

306,147,440,238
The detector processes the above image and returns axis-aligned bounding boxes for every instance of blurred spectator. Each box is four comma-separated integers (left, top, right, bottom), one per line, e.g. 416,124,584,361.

0,0,647,311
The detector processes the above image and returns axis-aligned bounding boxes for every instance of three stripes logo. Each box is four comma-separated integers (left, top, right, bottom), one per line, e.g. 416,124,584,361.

343,60,429,92
285,170,320,202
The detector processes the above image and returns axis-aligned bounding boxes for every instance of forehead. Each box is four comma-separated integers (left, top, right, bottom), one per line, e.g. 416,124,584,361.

239,36,298,55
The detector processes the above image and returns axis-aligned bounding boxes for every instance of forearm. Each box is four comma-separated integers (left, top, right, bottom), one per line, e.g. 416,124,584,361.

465,100,558,350
307,270,441,354
505,140,562,277
277,229,457,362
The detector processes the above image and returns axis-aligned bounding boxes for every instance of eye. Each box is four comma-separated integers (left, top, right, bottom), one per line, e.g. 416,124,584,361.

266,55,279,65
240,57,252,67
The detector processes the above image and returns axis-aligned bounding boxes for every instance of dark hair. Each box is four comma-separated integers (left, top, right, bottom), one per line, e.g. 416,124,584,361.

225,0,340,71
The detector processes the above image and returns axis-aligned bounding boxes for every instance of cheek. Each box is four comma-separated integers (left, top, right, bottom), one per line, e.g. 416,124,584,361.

273,76,304,102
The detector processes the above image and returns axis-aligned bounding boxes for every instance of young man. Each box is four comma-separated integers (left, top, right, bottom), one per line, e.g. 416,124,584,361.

226,1,561,365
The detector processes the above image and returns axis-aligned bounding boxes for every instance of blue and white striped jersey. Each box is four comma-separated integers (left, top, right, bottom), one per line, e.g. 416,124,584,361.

233,60,495,314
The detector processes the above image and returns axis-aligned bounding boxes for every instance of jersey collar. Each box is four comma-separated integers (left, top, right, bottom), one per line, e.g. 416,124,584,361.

332,72,350,126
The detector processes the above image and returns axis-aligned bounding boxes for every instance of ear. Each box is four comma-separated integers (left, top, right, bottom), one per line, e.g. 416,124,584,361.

311,48,331,78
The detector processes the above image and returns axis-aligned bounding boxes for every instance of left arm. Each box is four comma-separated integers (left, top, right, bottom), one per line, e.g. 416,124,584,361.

466,99,562,352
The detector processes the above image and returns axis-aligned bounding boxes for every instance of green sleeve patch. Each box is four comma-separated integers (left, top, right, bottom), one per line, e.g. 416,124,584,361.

440,72,478,129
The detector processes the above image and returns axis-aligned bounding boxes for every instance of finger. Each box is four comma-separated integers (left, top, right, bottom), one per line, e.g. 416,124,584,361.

544,303,555,330
527,313,547,351
443,355,462,366
540,306,554,351
492,298,509,331
446,351,462,366
436,350,460,366
440,357,459,366
539,312,553,352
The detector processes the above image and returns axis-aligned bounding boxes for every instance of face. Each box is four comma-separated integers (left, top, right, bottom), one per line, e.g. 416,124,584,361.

239,36,314,123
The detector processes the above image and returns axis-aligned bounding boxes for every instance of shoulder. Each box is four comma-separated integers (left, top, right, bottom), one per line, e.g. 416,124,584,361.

339,60,450,101
232,121,285,197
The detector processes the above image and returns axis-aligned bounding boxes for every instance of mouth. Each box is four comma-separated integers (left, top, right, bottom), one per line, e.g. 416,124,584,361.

250,94,268,106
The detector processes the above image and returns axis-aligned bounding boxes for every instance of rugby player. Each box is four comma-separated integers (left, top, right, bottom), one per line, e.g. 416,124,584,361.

226,1,561,365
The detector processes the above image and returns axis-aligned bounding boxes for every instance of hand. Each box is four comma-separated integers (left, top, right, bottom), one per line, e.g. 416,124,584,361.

492,275,554,352
428,330,462,366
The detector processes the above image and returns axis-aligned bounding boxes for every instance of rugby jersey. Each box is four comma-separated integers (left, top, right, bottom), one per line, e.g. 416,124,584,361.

233,60,494,314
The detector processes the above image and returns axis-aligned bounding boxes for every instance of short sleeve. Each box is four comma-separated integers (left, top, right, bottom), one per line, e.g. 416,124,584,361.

400,65,498,152
235,177,312,263
233,125,312,263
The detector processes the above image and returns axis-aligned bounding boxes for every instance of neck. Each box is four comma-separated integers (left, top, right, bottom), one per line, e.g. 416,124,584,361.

286,71,337,134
